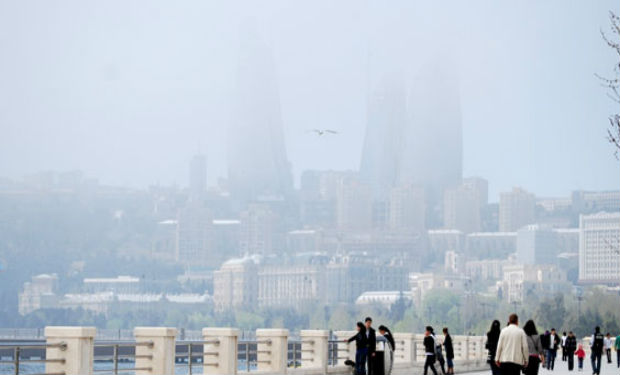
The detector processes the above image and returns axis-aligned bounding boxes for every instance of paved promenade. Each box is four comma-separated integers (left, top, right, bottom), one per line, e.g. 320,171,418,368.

467,358,620,375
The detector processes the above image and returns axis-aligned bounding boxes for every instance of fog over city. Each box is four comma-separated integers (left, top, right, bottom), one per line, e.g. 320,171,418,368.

1,0,620,359
0,0,617,198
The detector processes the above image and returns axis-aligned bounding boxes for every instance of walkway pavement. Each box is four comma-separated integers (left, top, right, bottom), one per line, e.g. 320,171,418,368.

466,358,620,375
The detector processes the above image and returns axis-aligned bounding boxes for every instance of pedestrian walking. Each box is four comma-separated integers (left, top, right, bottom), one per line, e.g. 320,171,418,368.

541,331,551,368
433,329,447,375
523,320,544,375
576,344,586,372
590,326,605,375
565,331,577,371
443,328,455,375
562,332,568,362
495,314,529,375
486,320,502,375
614,332,620,368
604,333,612,364
347,322,368,375
546,328,560,370
424,326,439,375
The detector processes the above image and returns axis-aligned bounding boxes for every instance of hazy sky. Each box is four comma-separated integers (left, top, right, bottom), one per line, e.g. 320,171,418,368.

0,1,617,201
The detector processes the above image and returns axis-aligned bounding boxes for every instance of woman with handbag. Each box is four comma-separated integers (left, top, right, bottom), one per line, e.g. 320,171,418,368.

523,320,544,375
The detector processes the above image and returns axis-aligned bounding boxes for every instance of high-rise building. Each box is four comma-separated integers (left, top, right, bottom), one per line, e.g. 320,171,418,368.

462,177,489,208
465,232,517,260
360,76,407,200
578,212,620,284
336,174,373,231
571,190,620,214
176,203,213,267
227,32,292,201
516,225,558,265
389,185,426,233
398,61,463,206
239,204,277,255
499,187,536,232
189,154,207,196
443,184,481,233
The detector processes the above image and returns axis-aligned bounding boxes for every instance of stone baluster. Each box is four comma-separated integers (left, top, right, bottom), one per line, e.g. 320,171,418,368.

203,328,239,375
133,327,177,375
256,329,289,373
45,326,96,375
300,330,329,371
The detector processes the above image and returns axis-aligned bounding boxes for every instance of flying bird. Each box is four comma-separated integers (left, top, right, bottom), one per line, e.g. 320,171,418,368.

308,129,339,136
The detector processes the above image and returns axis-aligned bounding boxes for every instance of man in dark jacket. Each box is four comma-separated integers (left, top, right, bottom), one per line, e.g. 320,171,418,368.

365,317,377,375
546,328,560,370
565,331,577,371
591,326,605,375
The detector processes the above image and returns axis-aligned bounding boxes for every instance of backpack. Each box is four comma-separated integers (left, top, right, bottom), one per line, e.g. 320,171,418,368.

592,333,604,353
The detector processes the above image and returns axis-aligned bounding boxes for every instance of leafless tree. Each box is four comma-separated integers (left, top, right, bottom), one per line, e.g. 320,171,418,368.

597,11,620,158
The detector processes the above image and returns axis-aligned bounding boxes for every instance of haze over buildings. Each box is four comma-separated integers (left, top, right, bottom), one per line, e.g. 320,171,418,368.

0,0,618,335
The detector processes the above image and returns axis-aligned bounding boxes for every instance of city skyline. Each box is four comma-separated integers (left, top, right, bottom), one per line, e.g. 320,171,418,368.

0,1,617,201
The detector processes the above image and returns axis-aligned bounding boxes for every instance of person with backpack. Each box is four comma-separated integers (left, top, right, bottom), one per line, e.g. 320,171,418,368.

591,326,605,375
565,331,578,371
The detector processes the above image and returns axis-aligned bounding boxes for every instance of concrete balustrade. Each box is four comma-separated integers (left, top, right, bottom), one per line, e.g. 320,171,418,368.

256,328,289,373
203,327,239,375
392,333,415,366
134,327,177,375
45,326,96,375
36,325,490,375
333,330,356,366
300,330,329,371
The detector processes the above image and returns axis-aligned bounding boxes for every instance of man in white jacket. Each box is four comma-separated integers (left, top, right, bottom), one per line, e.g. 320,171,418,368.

495,314,529,375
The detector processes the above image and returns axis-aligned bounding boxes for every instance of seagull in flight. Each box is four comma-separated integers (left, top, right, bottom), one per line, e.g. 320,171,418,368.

308,129,339,136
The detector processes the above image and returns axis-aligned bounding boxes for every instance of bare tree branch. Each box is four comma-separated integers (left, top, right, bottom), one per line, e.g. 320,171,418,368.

599,11,620,158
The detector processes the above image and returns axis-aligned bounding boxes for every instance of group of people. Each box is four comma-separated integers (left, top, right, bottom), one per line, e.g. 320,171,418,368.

345,317,455,375
346,317,396,375
486,314,620,375
422,326,455,375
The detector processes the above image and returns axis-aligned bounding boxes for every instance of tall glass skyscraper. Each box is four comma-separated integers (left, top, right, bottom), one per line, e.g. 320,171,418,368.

227,30,292,202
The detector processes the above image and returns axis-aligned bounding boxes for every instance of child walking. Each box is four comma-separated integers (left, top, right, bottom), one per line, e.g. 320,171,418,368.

575,344,586,372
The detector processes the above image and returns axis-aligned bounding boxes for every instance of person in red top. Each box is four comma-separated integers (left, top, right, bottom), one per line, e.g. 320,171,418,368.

575,344,586,372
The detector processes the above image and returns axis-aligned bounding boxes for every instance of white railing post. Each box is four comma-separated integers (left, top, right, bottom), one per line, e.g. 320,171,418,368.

203,328,239,375
256,328,289,373
300,330,329,370
45,326,95,375
134,327,177,375
334,331,356,366
465,336,470,360
393,333,415,365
